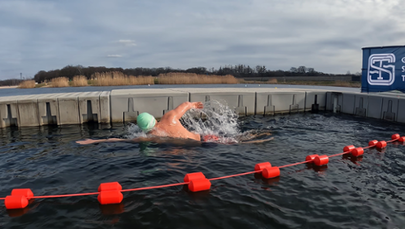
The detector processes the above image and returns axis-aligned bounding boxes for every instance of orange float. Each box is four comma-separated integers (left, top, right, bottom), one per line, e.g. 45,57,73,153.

184,172,211,192
254,162,271,171
98,182,122,192
368,140,378,147
314,155,329,166
97,191,123,205
305,154,319,161
376,141,387,149
184,172,206,182
188,178,211,192
97,182,123,205
5,188,34,209
11,189,34,200
351,147,364,157
5,196,29,210
391,133,400,140
343,145,355,152
262,167,280,179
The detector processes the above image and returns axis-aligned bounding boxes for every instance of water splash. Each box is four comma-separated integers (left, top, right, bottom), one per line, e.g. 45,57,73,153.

181,100,241,143
125,123,146,139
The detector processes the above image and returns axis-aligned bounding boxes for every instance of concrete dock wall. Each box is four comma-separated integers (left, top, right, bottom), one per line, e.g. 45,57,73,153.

174,88,256,116
256,90,306,115
110,89,189,123
0,91,110,128
0,96,19,128
304,91,327,112
326,92,405,122
0,88,404,128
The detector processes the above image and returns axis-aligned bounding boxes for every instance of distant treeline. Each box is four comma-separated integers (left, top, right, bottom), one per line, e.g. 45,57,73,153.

0,64,357,86
0,79,25,86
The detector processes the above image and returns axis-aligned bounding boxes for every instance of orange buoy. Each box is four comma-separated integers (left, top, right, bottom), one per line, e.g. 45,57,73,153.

376,141,387,149
262,167,280,179
399,137,405,143
98,182,122,192
188,178,211,192
254,162,272,171
305,154,319,161
5,196,29,209
343,145,355,152
314,155,329,166
391,133,400,140
368,140,378,147
97,190,123,205
11,189,34,200
184,172,206,182
351,147,364,157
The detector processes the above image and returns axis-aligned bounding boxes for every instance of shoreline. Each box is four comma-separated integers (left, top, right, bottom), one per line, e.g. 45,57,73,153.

0,81,361,90
0,86,18,89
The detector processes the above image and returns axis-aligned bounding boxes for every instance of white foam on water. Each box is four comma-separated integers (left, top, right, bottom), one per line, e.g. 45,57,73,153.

181,100,241,143
125,123,147,139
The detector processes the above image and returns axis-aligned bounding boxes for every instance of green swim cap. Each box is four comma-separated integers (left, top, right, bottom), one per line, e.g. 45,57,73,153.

137,112,156,132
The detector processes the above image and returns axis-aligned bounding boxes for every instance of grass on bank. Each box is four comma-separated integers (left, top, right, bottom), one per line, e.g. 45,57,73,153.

51,77,70,87
18,80,36,89
71,75,88,87
240,78,278,84
90,72,155,86
21,72,361,88
157,73,239,84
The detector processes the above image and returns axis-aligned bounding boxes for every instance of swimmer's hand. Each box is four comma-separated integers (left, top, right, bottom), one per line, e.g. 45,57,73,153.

76,139,99,145
192,102,203,109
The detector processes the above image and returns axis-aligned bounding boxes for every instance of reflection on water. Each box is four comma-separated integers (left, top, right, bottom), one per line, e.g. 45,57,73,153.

0,112,405,228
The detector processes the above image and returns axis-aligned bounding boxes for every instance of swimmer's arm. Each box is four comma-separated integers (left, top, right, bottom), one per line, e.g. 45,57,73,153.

171,101,203,119
76,137,161,145
76,138,129,145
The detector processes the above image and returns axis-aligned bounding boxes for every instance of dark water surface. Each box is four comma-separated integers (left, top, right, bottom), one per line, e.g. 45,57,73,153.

1,113,405,228
0,84,359,97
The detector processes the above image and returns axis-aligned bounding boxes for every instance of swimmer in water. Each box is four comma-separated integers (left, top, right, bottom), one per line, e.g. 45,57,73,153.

76,101,272,145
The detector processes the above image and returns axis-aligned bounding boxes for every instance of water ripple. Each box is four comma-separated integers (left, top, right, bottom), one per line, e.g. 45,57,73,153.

1,113,405,228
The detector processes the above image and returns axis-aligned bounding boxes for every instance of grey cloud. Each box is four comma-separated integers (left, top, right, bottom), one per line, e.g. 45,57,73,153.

107,54,123,58
0,0,404,79
117,40,136,46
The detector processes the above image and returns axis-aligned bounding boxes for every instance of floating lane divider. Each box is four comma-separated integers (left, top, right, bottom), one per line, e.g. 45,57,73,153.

1,134,404,215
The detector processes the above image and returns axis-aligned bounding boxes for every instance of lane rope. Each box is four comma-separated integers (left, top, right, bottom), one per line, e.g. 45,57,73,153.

1,134,404,214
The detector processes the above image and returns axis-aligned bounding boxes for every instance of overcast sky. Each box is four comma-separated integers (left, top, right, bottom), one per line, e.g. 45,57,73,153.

0,0,404,80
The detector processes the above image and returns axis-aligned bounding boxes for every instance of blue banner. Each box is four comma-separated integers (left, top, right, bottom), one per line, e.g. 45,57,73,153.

362,46,405,92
